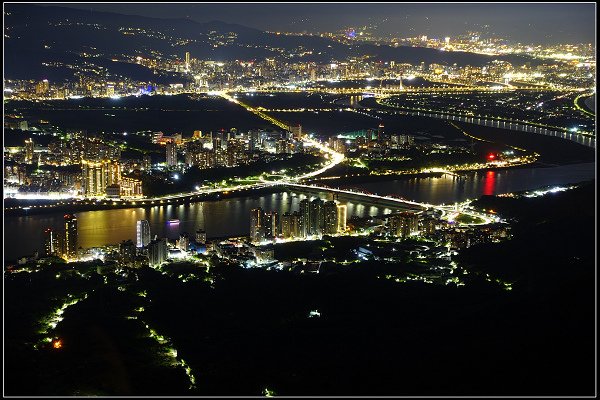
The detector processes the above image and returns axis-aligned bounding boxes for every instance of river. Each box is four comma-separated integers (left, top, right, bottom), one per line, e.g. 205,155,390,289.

4,162,595,262
345,162,596,204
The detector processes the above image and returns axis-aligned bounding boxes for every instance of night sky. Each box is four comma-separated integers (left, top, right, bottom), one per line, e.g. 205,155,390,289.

46,3,595,44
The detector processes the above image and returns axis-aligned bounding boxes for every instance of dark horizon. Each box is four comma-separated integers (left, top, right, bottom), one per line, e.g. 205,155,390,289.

34,2,596,45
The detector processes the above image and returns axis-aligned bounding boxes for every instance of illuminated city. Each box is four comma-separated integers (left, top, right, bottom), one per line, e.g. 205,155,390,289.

3,2,596,397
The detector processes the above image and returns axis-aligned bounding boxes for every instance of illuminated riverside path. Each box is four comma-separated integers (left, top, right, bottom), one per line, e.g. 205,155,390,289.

243,85,553,95
374,99,596,149
574,92,596,117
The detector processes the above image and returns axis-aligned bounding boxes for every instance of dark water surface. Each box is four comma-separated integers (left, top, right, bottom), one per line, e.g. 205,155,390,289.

5,162,594,262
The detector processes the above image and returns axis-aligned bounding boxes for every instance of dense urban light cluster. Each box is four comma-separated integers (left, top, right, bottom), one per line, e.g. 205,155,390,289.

4,3,595,397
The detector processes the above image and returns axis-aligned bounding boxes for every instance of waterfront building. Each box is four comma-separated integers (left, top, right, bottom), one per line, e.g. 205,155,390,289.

106,184,121,198
366,128,374,142
323,201,338,235
35,79,49,96
186,147,215,169
212,136,223,151
248,130,259,151
281,212,301,239
309,198,324,236
120,177,143,197
337,204,347,233
250,208,265,242
377,123,384,142
136,220,151,248
82,159,121,197
299,199,310,238
63,214,78,260
195,229,207,244
328,137,347,154
264,211,278,239
281,212,292,238
43,228,61,257
276,139,286,154
291,211,301,238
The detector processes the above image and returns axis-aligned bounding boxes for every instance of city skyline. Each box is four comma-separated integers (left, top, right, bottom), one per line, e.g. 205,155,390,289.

4,2,595,397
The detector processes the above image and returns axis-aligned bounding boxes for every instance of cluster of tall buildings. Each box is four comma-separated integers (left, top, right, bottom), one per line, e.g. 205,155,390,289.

387,212,423,239
250,198,347,242
4,133,145,199
81,158,144,199
4,37,594,103
43,214,78,260
160,128,304,169
330,124,418,156
127,220,206,267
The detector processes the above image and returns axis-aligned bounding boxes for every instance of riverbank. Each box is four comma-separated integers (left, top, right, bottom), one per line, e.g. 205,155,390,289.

451,122,595,165
3,186,283,217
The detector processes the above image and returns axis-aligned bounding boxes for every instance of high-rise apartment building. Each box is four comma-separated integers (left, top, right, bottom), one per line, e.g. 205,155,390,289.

120,239,136,264
264,211,278,239
323,201,338,235
337,204,347,233
81,159,121,197
298,199,310,238
120,177,143,198
309,198,324,236
136,220,151,248
148,238,167,266
43,228,61,257
166,142,178,167
25,138,34,164
250,208,265,242
390,212,420,238
63,214,78,260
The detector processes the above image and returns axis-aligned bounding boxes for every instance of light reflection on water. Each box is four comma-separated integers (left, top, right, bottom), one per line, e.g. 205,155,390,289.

5,191,386,261
347,163,594,204
4,162,594,261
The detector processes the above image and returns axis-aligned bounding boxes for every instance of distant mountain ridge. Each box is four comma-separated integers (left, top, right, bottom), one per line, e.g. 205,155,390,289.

5,4,537,82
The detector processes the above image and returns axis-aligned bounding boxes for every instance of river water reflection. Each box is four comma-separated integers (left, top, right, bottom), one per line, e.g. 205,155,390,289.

4,163,595,262
346,163,595,204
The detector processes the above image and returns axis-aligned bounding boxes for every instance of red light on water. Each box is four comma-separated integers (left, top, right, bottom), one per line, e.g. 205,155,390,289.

483,170,496,196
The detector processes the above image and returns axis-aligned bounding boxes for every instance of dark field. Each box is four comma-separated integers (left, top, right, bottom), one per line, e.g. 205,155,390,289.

6,94,276,137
